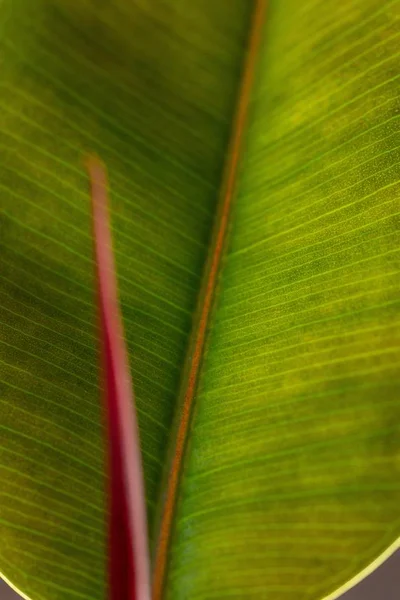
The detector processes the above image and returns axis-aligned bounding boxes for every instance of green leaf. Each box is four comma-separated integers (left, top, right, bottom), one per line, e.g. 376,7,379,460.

0,1,399,600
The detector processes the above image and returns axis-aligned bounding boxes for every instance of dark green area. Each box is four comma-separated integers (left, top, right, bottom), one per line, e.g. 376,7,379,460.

0,1,250,598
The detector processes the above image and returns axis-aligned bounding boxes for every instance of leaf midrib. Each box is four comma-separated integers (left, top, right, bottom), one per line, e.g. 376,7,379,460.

151,1,268,598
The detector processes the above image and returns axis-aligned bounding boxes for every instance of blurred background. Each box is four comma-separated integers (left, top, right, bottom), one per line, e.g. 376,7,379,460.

1,550,399,599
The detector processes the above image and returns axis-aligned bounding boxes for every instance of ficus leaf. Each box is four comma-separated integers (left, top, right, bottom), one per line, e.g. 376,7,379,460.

0,1,399,600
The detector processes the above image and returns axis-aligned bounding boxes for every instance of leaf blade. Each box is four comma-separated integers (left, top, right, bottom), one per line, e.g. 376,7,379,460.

166,0,400,598
0,1,252,598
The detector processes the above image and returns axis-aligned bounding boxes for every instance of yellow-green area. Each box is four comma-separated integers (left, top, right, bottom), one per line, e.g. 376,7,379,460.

1,1,400,600
169,0,400,599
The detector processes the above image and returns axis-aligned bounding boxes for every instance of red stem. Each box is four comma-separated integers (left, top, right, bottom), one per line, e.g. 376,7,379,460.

87,156,151,600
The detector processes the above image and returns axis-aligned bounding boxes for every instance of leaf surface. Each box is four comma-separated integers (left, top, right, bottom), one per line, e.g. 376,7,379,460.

166,1,400,598
0,1,400,600
0,1,251,598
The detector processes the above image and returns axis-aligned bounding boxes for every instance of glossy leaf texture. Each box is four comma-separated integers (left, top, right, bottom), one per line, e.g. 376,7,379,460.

167,0,400,598
0,1,399,600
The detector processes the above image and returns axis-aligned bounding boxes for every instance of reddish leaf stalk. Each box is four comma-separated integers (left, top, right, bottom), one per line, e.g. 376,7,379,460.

87,156,151,600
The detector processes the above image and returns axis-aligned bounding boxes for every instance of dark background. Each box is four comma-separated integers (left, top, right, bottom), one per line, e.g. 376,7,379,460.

0,550,398,599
